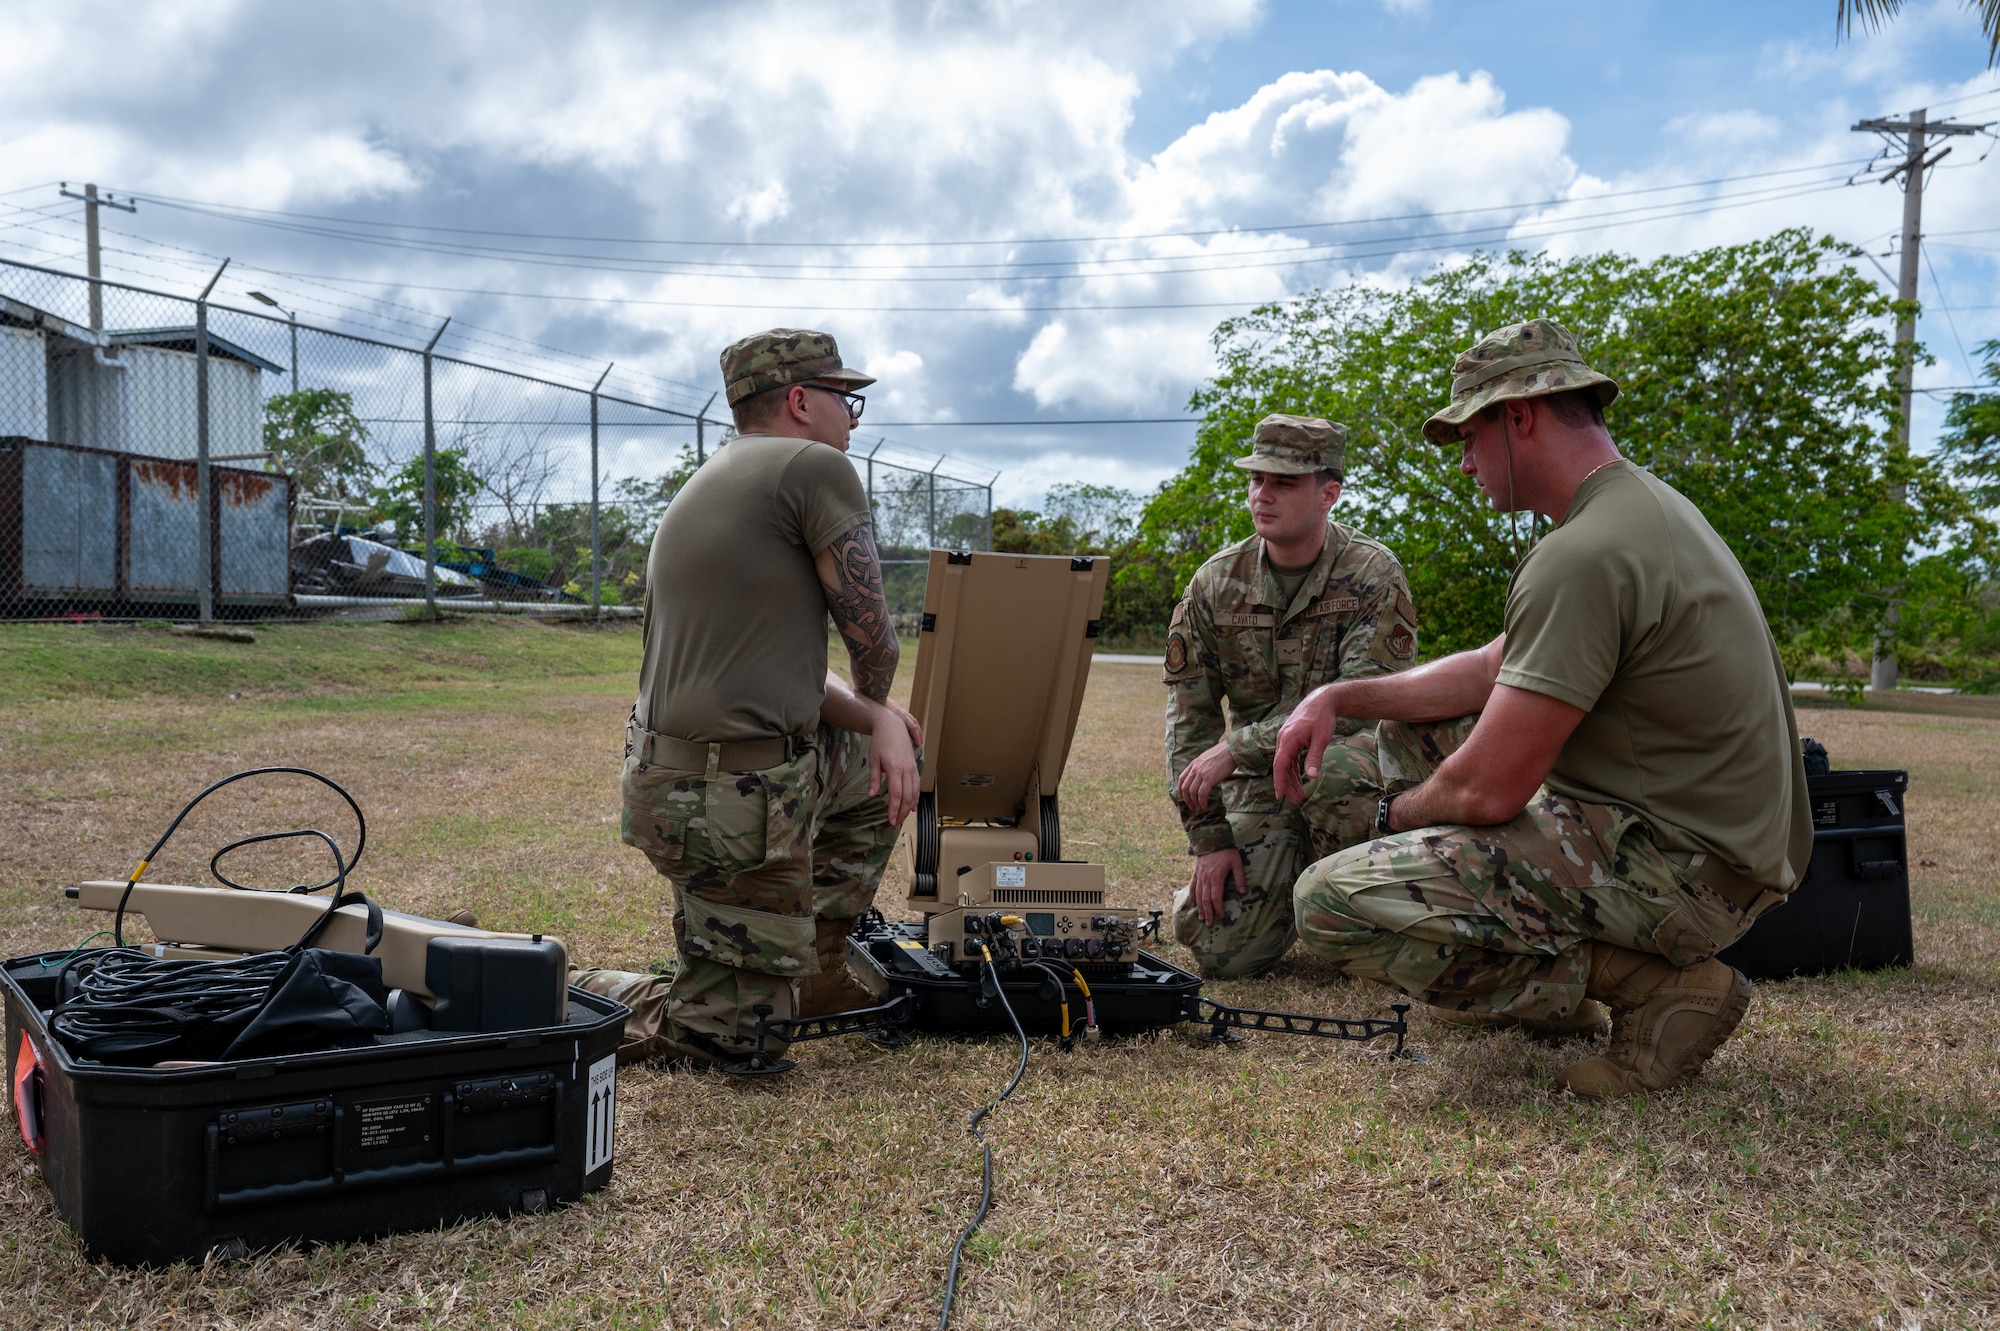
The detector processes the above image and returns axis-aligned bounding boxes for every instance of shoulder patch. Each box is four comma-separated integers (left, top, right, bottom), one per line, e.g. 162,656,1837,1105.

1396,589,1418,626
1165,632,1189,675
1386,624,1415,660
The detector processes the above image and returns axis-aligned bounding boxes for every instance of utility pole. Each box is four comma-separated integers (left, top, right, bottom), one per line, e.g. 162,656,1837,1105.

59,183,137,331
1851,108,1990,691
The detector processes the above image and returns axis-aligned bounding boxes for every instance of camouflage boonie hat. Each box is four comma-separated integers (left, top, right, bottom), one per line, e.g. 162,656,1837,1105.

1232,413,1347,476
1420,318,1619,445
720,328,877,406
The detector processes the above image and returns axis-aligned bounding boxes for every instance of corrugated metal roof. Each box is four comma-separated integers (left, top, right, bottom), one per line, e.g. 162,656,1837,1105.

104,327,286,374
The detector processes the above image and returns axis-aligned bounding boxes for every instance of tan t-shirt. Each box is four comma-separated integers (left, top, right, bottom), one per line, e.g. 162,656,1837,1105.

636,434,872,743
1498,461,1813,890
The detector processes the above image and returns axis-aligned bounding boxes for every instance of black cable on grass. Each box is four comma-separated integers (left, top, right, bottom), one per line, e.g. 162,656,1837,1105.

938,942,1030,1330
111,766,366,946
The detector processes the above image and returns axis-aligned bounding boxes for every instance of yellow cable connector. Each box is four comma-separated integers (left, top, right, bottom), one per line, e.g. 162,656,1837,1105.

1068,968,1091,999
997,916,1023,928
127,859,150,884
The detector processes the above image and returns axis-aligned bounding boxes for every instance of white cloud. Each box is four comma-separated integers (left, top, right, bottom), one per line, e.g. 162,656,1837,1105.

0,0,1991,491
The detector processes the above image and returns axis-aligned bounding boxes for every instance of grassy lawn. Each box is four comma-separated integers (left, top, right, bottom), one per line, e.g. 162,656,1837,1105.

1,619,1997,1329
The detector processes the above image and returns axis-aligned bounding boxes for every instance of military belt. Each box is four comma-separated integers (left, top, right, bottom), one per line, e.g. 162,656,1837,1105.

630,723,812,772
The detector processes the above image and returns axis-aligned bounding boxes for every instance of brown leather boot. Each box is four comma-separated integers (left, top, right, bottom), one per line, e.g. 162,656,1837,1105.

1562,945,1752,1098
796,918,878,1017
1430,1000,1611,1041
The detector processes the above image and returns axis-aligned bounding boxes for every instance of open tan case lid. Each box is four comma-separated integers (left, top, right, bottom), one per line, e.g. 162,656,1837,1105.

908,549,1109,824
908,547,1112,903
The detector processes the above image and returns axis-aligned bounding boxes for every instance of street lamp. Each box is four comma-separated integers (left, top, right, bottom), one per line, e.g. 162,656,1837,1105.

246,290,298,390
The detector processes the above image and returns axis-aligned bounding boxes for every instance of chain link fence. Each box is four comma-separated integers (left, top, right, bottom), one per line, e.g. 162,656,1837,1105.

0,255,992,624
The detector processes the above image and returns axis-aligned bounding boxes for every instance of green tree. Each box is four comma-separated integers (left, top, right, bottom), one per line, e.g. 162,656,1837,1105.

263,388,371,503
1043,482,1140,547
1938,338,2000,511
991,507,1084,555
369,448,484,544
1151,230,1979,666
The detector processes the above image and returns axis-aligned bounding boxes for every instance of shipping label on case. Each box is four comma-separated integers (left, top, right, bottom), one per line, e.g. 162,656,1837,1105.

585,1054,616,1175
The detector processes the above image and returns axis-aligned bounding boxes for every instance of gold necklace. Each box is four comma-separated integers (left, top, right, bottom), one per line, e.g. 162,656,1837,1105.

1577,456,1623,487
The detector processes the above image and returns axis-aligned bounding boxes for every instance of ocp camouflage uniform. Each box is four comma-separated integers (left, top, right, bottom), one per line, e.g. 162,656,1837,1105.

614,720,904,1065
1165,417,1419,979
1294,716,1780,1022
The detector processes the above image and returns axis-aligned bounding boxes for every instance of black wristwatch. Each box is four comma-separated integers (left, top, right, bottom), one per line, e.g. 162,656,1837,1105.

1375,791,1403,836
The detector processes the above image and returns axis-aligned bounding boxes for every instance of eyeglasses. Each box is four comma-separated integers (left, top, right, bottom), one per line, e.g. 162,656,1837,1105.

798,382,865,422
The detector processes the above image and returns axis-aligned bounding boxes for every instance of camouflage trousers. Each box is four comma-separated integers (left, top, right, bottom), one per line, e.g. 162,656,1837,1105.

1172,730,1381,979
1294,716,1771,1022
616,722,905,1065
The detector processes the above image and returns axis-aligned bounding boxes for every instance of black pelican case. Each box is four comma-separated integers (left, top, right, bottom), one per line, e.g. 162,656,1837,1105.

1719,769,1913,980
4,951,626,1266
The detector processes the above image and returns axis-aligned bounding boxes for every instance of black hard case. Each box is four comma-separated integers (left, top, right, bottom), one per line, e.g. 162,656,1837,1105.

1717,769,1912,980
4,952,626,1266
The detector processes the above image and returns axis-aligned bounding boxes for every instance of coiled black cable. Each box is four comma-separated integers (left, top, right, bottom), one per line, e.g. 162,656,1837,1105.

54,768,376,1063
938,942,1030,1330
48,948,296,1058
110,766,366,946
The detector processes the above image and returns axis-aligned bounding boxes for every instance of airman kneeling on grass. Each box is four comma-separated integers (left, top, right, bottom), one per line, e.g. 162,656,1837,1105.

580,328,920,1068
1274,319,1814,1098
1164,414,1419,979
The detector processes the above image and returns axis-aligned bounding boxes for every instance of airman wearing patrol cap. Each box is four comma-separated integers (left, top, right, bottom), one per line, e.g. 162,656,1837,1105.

585,327,924,1068
1163,412,1419,979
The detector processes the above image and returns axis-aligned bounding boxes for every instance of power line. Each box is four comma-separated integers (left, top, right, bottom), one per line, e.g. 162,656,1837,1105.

127,174,1863,283
113,158,1874,253
80,177,1865,316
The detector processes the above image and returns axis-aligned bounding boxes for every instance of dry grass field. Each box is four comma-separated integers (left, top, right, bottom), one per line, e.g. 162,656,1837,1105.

1,619,1996,1330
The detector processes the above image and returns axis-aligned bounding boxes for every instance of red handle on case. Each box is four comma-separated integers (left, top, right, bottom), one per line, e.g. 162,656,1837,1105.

12,1036,45,1157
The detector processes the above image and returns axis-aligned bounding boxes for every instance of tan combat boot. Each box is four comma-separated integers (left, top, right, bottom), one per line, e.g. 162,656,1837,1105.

1562,945,1752,1098
1429,1000,1611,1041
796,918,878,1017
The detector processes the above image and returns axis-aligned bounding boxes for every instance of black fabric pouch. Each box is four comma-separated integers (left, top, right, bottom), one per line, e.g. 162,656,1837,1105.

221,949,390,1060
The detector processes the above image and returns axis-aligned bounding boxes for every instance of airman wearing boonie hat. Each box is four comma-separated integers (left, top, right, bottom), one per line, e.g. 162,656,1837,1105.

1274,318,1814,1098
1164,412,1420,979
583,327,925,1068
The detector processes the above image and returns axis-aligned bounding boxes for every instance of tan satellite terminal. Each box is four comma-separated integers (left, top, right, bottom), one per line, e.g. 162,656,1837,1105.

880,550,1150,968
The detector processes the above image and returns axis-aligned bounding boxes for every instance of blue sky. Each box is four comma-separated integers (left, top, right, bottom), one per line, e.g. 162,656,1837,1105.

0,0,1995,504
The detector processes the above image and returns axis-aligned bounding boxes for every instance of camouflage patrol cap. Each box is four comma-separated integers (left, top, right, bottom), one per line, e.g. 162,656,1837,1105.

719,327,877,406
1420,318,1619,445
1231,413,1347,477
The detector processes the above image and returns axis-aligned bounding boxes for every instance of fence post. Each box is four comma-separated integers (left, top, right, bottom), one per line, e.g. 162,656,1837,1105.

927,460,941,550
985,482,993,551
696,391,716,465
590,362,613,623
193,259,229,625
422,317,451,621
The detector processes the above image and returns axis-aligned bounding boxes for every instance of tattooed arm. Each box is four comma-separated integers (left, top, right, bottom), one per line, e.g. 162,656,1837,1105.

814,521,898,702
814,523,916,822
